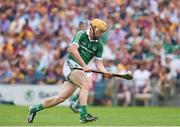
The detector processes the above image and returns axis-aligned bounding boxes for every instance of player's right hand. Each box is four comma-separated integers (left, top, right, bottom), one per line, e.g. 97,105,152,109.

103,72,113,78
83,65,91,72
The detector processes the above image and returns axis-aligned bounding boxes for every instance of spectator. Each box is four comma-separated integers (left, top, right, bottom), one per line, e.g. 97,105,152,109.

43,63,59,85
0,62,12,84
11,65,24,84
132,62,151,106
0,13,10,33
24,64,42,84
94,75,111,106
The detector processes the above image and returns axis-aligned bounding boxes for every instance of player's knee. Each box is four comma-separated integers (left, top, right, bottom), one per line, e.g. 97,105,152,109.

81,78,93,90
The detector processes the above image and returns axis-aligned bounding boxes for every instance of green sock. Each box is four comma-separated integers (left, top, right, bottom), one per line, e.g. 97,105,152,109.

80,105,87,119
71,95,78,102
31,104,44,113
75,101,80,109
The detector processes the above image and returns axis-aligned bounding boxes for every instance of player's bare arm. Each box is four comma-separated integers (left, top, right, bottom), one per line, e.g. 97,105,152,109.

67,44,91,72
95,59,113,78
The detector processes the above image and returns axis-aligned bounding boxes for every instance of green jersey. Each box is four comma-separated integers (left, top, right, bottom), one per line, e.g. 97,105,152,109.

68,30,103,64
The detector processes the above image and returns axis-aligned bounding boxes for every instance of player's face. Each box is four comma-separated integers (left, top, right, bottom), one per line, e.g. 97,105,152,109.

95,30,104,38
89,27,105,40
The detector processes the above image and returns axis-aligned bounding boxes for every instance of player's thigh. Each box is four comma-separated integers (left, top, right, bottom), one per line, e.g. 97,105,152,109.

69,70,92,89
58,81,77,99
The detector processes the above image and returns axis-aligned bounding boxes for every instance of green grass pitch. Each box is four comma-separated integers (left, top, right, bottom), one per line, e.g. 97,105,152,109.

0,105,180,126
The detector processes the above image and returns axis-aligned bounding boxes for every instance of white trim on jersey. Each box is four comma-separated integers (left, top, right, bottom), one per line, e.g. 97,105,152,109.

95,56,103,60
71,42,79,47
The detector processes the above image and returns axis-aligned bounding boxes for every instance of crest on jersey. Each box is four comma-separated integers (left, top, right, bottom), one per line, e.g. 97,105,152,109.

93,46,97,51
82,42,86,45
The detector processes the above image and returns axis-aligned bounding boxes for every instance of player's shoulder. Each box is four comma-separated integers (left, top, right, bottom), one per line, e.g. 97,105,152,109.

95,39,103,51
98,39,104,46
75,30,87,37
72,30,87,42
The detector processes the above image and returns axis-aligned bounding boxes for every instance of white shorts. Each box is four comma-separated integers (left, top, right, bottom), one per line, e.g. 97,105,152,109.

63,59,92,81
63,59,81,80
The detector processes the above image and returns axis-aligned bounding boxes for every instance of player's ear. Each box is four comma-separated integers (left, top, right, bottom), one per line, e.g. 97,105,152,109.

95,27,98,33
95,28,99,34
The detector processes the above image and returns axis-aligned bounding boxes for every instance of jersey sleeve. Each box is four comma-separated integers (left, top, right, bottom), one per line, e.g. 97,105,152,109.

71,30,85,47
95,42,103,59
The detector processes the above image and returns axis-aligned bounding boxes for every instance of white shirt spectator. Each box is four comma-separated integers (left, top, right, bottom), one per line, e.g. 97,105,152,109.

170,9,179,24
133,69,151,87
126,6,135,16
128,36,142,45
150,27,160,44
9,18,26,34
160,9,171,20
0,34,5,46
150,0,159,15
38,44,56,70
169,58,180,78
128,28,142,44
28,13,41,32
109,24,127,47
102,45,115,60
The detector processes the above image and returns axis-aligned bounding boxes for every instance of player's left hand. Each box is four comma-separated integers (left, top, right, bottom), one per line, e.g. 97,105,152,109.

83,65,92,72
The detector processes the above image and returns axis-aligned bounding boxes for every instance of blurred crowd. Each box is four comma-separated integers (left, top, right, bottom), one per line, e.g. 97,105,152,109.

0,0,179,106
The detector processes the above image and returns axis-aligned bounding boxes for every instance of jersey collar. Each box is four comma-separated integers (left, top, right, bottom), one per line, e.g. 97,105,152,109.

86,28,98,42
